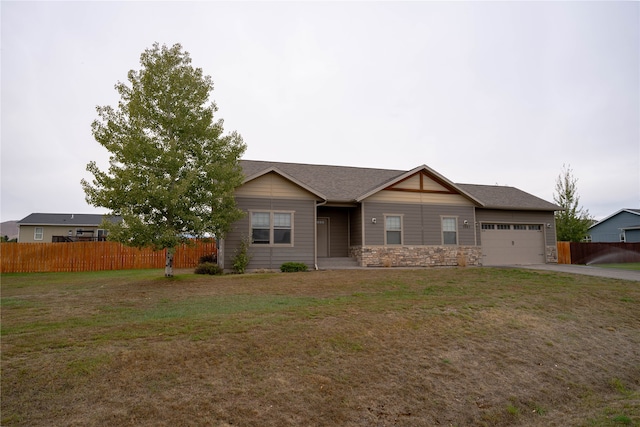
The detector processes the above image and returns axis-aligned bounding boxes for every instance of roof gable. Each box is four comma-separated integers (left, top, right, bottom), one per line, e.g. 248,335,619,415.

242,167,327,200
356,165,484,205
589,208,640,229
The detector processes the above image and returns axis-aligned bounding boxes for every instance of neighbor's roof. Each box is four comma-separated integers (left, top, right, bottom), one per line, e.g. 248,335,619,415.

17,213,122,226
589,208,640,229
240,160,559,211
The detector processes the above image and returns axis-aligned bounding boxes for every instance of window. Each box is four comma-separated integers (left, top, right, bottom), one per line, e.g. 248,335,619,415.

513,224,527,230
528,225,542,231
481,224,495,230
497,224,511,230
385,215,402,245
250,211,293,245
34,227,43,241
251,212,271,244
273,213,292,244
97,229,108,241
442,217,457,244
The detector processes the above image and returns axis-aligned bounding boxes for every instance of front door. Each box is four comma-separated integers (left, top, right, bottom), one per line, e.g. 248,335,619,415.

317,217,329,257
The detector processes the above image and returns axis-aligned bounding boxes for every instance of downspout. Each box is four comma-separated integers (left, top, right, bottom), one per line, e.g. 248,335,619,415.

314,199,328,270
361,201,366,246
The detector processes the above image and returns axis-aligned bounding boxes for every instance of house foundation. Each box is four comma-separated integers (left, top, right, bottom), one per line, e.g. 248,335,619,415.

350,245,482,267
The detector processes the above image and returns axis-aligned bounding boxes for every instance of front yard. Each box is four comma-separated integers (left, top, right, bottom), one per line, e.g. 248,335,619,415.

1,267,639,426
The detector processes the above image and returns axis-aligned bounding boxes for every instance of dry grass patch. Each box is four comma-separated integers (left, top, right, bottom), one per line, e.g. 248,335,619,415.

2,267,639,426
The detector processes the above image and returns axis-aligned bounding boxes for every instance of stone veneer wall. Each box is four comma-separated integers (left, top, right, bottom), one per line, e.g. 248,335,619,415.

546,245,558,263
350,246,482,268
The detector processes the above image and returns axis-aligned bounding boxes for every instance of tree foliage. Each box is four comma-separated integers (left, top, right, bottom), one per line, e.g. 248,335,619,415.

553,165,592,242
82,43,246,276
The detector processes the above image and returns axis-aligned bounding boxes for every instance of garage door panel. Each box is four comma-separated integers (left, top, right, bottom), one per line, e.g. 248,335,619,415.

481,224,545,265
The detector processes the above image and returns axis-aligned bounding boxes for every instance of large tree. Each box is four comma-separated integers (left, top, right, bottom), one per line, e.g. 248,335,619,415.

553,164,592,242
82,43,246,276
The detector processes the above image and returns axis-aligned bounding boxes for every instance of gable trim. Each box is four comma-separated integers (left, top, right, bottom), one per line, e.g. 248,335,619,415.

356,165,484,205
243,167,327,201
385,171,457,195
589,208,640,229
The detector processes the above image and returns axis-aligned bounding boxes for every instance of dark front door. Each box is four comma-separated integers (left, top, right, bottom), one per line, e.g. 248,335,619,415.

317,217,329,257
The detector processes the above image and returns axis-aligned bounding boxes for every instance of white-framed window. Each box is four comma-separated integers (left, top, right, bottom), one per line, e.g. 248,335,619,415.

384,215,402,245
250,211,293,246
34,227,44,241
442,217,457,245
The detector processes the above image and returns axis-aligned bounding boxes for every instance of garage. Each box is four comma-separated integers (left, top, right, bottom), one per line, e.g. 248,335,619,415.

481,223,546,265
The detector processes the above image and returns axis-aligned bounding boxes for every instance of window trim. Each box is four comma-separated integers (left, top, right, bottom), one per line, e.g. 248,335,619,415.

384,214,403,245
34,227,44,241
249,210,294,247
441,216,458,245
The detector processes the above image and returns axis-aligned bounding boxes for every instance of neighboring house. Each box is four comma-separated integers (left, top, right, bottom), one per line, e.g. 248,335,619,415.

588,209,640,243
219,160,560,270
17,213,121,243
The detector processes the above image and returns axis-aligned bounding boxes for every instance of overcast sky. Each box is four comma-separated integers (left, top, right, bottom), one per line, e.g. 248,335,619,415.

2,1,638,222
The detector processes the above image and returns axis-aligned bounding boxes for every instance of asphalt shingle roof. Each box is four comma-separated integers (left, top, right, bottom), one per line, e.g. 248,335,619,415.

240,160,559,211
456,184,560,211
17,213,121,226
241,160,405,202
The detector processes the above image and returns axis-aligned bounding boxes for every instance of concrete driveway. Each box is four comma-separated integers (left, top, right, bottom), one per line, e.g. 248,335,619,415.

514,264,640,282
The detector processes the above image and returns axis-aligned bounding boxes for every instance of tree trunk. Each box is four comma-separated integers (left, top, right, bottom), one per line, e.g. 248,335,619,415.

165,246,175,277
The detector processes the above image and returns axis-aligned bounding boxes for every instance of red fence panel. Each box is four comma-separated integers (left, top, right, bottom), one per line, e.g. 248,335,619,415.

557,242,572,264
559,242,640,265
0,240,217,273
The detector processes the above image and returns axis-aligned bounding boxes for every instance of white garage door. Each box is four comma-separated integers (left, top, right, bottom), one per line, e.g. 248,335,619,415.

481,224,545,265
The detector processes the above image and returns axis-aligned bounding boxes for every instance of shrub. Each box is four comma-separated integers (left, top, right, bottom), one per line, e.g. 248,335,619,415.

194,262,223,275
199,253,217,264
232,237,251,274
280,262,308,273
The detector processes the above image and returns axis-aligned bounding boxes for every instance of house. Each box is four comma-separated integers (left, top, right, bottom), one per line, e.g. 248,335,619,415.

588,209,640,243
219,160,560,270
17,213,121,243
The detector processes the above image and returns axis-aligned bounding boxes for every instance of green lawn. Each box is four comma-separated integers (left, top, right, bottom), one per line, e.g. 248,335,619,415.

2,268,639,426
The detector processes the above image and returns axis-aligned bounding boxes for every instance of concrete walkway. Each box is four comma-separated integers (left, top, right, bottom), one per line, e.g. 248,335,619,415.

515,264,640,282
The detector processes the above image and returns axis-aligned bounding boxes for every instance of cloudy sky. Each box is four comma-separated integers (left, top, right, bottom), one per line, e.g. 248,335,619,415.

2,1,638,222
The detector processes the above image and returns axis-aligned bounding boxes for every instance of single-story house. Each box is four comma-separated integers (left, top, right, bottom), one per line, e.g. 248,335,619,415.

17,213,121,243
219,160,560,271
588,209,640,243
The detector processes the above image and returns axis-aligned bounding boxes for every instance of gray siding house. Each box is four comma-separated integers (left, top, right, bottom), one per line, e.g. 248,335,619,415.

220,160,560,271
17,213,121,243
588,209,640,243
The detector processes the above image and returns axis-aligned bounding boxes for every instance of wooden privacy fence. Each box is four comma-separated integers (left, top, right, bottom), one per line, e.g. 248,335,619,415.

0,240,217,273
556,242,640,265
